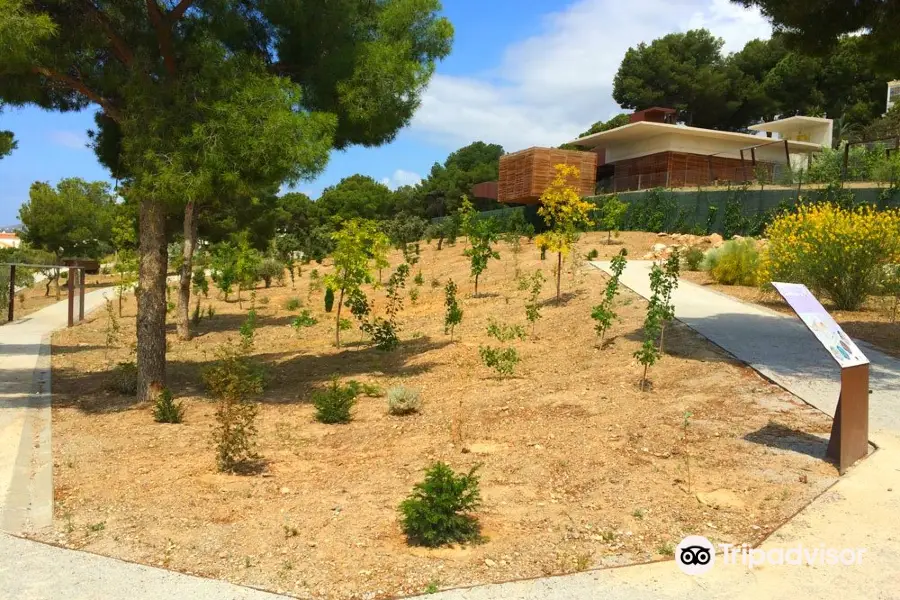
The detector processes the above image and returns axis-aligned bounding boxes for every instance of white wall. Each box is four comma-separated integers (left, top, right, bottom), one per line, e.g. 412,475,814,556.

605,132,795,164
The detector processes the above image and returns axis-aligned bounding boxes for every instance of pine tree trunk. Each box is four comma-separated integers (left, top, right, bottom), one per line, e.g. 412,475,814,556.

137,196,168,402
474,273,479,297
556,252,562,304
177,200,198,341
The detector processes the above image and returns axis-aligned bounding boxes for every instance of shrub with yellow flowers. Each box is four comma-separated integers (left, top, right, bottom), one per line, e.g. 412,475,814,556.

759,202,900,311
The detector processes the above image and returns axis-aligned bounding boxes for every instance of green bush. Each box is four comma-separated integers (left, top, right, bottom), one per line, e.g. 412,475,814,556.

387,386,422,415
683,247,704,271
152,387,184,424
283,297,301,311
313,378,358,424
399,462,482,547
109,361,138,395
486,319,526,342
586,248,599,260
291,309,317,330
703,239,759,286
256,258,285,288
478,345,520,377
347,380,383,397
203,342,264,472
324,287,334,312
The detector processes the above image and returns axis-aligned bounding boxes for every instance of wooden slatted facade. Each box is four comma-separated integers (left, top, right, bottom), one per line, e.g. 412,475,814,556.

498,147,598,204
610,151,773,191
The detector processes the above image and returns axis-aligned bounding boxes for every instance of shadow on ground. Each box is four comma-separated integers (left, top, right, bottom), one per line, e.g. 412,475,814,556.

743,421,832,461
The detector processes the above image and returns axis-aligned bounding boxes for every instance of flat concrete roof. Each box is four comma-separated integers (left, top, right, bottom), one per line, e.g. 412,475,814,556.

568,120,824,153
748,115,833,133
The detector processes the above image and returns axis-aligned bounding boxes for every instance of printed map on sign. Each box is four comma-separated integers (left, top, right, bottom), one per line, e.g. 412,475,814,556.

772,282,869,368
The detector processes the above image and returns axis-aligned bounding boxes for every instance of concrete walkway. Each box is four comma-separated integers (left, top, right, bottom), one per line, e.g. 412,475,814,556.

0,286,114,532
421,261,900,599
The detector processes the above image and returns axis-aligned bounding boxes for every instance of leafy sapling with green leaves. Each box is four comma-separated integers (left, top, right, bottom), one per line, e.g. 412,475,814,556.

464,218,500,296
444,279,463,341
600,194,628,244
634,263,665,391
590,249,628,345
524,270,545,336
658,249,680,353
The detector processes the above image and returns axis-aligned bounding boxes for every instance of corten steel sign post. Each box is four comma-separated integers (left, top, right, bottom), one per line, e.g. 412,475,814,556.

773,283,870,474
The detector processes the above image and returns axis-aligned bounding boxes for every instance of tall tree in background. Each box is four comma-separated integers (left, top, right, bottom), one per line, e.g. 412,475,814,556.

612,29,894,134
18,178,115,296
613,30,736,128
0,0,453,400
578,114,630,138
318,175,395,224
418,141,504,216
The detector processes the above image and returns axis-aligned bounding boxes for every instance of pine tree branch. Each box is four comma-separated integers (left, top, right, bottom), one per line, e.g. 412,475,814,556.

146,0,176,76
32,67,123,122
82,0,135,67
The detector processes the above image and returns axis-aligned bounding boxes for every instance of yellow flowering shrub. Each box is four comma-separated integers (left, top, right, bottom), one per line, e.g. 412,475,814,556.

759,202,900,310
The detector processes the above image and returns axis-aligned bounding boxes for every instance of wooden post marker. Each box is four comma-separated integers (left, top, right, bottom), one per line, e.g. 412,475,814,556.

7,264,15,322
773,283,869,474
67,267,75,327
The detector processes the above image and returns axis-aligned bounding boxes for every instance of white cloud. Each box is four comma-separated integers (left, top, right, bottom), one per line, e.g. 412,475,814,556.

381,169,422,190
48,130,89,151
411,0,771,151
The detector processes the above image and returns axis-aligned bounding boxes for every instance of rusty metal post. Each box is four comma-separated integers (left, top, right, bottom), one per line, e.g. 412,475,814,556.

67,267,75,327
7,264,15,322
827,364,870,474
78,268,85,321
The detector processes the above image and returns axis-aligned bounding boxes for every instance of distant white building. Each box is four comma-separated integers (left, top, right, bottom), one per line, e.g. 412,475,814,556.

888,81,900,112
0,232,21,249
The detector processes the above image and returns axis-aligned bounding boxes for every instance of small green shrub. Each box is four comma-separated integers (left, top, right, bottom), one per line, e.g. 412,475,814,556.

109,361,138,395
339,317,353,331
586,248,599,260
191,299,203,326
478,345,520,377
444,279,463,340
324,287,334,312
683,247,704,271
258,296,270,306
414,271,424,286
486,319,526,342
387,386,422,415
283,297,301,311
704,239,759,286
152,387,184,424
291,309,317,330
312,378,358,424
399,462,482,547
431,277,441,289
347,380,383,397
256,258,285,288
409,287,420,305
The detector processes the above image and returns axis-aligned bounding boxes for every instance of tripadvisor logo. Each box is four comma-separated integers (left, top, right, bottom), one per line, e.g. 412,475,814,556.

675,535,715,575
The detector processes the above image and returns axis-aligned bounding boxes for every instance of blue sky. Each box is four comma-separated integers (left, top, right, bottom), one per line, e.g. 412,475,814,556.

0,0,771,225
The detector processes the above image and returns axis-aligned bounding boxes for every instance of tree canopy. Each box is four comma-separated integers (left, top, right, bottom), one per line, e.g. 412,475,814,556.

0,0,453,400
318,174,395,224
578,114,630,138
18,177,115,261
733,0,899,65
0,130,14,159
417,141,504,217
611,29,895,133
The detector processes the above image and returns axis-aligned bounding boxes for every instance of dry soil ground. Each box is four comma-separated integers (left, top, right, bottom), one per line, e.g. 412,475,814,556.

3,271,117,322
35,232,837,599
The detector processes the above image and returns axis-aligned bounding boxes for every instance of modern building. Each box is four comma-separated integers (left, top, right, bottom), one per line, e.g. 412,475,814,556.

565,108,831,192
0,231,20,249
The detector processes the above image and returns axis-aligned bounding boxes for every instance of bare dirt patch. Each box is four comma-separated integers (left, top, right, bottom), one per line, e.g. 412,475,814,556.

681,270,900,358
38,231,837,599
